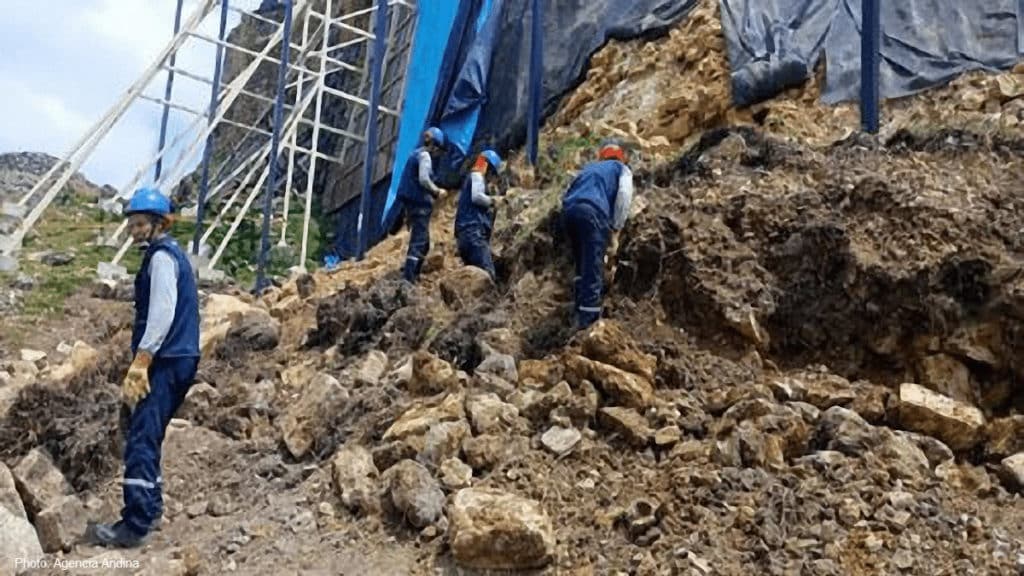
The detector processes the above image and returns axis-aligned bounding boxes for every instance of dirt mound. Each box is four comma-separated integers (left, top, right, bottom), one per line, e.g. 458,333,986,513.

0,339,130,492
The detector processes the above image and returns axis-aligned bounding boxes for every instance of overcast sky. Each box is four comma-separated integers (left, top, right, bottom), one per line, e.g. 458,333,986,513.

0,0,258,189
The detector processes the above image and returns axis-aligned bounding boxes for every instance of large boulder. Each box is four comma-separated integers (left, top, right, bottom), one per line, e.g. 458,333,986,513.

897,383,985,451
564,354,654,409
331,444,380,515
35,494,88,552
0,461,26,519
440,266,494,309
12,448,73,517
449,488,555,570
580,320,656,381
0,505,43,567
280,372,349,458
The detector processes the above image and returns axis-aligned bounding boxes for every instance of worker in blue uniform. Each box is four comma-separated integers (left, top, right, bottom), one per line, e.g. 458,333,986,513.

454,149,504,279
561,141,635,330
89,187,200,548
395,127,448,283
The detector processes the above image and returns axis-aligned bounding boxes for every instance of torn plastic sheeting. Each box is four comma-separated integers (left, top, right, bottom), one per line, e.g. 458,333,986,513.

721,0,1023,108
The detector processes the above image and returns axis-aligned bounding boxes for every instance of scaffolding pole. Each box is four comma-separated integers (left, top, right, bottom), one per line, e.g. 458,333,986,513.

193,0,232,255
155,0,186,181
255,0,295,293
357,0,390,259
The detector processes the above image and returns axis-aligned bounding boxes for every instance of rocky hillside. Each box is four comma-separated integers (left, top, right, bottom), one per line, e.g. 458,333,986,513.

0,152,114,207
3,1,1024,574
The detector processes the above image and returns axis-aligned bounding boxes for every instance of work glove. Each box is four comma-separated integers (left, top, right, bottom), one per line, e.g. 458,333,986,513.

122,352,153,410
608,231,621,258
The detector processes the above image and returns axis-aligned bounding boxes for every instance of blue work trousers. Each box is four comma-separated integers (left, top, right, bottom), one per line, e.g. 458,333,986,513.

456,225,495,279
563,202,609,329
121,356,198,535
403,206,432,283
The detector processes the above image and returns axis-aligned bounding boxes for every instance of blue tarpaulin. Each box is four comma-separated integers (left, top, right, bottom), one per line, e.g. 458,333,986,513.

721,0,1024,107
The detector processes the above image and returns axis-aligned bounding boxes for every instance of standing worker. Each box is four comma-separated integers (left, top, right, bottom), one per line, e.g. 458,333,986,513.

561,140,634,330
90,187,200,548
395,127,449,283
454,149,504,279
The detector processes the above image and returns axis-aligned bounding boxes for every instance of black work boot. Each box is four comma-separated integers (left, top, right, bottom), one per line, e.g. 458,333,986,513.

87,521,147,548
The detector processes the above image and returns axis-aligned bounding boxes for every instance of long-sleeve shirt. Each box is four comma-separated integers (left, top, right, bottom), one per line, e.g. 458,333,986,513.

417,150,443,196
137,249,178,355
469,171,493,208
611,166,635,231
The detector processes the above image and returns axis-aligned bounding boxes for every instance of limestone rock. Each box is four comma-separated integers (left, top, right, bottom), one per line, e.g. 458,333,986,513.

817,406,878,455
466,393,521,435
383,393,466,442
0,505,43,567
916,354,976,404
598,407,653,447
12,448,73,516
384,460,444,529
50,340,99,382
0,461,26,519
998,453,1024,491
462,434,511,470
874,430,931,484
518,358,563,386
354,350,388,386
541,426,582,456
476,352,519,384
580,320,657,381
332,444,380,515
440,266,494,308
177,382,221,424
418,421,472,468
226,310,281,351
440,458,473,490
281,373,349,458
449,488,555,570
19,349,46,366
476,328,523,359
654,425,682,448
897,383,985,451
35,494,88,552
984,416,1024,459
410,351,455,395
565,354,654,409
946,323,1001,368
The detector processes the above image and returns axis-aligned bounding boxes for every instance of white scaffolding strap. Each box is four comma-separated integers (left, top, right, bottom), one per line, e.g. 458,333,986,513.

300,0,335,270
2,0,219,257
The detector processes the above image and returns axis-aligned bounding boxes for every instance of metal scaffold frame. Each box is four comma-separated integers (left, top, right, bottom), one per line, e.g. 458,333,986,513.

1,0,419,291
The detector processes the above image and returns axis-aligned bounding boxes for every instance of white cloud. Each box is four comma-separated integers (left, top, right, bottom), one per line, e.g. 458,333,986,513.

0,1,244,187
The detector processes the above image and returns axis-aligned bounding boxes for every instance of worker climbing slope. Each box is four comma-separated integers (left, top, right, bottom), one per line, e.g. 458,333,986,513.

394,127,449,283
89,188,200,548
454,149,504,279
561,140,634,330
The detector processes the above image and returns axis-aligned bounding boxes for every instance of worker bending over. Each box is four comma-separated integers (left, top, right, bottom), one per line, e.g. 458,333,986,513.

395,127,448,283
90,187,200,548
454,149,504,279
560,141,634,330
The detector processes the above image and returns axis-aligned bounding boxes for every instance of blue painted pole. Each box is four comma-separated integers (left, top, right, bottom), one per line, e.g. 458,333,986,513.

357,0,391,260
191,0,231,256
255,0,294,293
155,0,185,182
527,0,543,165
860,0,881,133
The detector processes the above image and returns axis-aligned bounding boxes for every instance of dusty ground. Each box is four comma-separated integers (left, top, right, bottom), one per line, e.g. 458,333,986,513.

4,3,1024,574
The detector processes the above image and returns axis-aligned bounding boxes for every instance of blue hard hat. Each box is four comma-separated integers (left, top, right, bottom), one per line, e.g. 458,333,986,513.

126,187,171,216
424,126,445,147
480,149,502,172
